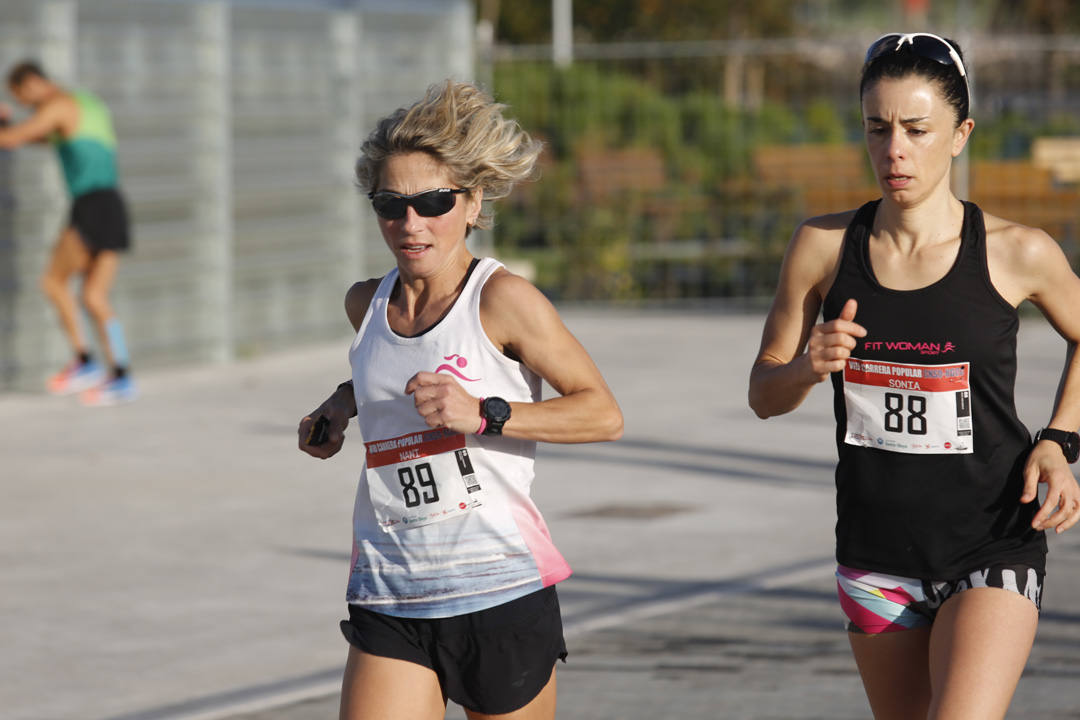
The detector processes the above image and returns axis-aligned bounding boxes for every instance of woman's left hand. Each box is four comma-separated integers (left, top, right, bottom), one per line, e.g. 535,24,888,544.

405,371,483,435
1022,441,1080,533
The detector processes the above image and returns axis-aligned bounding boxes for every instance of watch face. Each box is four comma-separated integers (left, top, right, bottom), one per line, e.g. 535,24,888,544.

1066,435,1080,463
1039,429,1080,463
484,397,511,422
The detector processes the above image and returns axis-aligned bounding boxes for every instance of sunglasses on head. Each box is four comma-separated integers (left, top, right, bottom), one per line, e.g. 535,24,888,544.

865,32,969,103
368,187,467,220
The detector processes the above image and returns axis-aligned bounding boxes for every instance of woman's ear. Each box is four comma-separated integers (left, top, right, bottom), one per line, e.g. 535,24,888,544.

952,117,975,158
467,187,484,226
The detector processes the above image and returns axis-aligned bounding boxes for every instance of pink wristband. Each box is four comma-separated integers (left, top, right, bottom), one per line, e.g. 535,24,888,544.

476,398,487,435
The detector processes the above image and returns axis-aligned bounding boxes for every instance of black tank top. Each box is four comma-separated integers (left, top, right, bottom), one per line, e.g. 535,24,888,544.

822,199,1046,578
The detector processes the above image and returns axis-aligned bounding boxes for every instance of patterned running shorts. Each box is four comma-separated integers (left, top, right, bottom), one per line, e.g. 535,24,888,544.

836,563,1043,634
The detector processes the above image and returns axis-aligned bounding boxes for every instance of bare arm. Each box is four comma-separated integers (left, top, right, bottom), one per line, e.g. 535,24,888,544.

405,270,623,444
296,279,380,459
0,99,66,149
997,224,1080,533
749,214,865,418
1024,234,1080,437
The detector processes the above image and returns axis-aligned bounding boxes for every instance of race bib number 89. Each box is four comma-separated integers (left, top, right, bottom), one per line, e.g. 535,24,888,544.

365,428,483,532
843,358,973,454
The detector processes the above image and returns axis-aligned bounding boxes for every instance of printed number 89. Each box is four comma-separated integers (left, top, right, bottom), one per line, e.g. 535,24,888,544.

397,462,440,508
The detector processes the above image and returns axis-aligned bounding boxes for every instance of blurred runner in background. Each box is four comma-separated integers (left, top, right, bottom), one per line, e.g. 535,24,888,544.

0,60,135,405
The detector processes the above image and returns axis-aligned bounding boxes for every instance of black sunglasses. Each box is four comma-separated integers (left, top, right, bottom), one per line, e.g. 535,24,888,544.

865,33,969,106
368,188,467,220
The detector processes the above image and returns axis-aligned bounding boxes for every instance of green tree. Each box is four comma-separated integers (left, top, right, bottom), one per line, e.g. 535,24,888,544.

988,0,1080,33
478,0,799,44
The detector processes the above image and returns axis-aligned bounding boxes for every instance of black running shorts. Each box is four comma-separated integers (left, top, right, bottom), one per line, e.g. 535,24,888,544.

340,586,567,715
69,188,130,254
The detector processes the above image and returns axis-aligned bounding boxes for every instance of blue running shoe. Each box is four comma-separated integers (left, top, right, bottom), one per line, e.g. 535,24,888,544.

46,359,105,395
79,375,137,406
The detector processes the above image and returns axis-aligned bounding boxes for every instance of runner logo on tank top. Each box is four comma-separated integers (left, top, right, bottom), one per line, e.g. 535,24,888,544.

365,428,483,532
434,353,480,382
843,357,973,454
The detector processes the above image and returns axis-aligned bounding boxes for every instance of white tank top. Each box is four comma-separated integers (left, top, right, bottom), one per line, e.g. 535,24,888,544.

346,258,571,618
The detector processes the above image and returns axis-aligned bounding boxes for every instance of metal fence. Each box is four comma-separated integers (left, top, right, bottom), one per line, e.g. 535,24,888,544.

0,0,474,391
483,34,1080,301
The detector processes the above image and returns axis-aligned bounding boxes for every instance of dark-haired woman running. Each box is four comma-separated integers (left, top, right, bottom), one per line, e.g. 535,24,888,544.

750,33,1080,719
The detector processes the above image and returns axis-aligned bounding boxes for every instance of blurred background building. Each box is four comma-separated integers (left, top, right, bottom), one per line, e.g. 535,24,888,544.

2,0,1079,392
0,0,473,391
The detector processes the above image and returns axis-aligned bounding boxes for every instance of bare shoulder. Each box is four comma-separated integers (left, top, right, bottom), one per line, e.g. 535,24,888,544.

344,277,382,331
480,267,551,309
784,209,856,294
983,210,1073,304
480,266,561,351
50,93,78,111
44,93,78,124
800,209,857,235
983,210,1061,266
793,209,855,249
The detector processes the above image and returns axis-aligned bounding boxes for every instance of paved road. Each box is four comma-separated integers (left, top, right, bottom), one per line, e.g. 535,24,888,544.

3,307,1079,720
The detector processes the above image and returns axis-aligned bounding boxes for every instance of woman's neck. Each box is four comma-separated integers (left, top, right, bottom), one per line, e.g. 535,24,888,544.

874,191,965,254
393,252,475,320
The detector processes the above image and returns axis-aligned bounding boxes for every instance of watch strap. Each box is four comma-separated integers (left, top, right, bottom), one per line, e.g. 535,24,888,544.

1035,427,1080,463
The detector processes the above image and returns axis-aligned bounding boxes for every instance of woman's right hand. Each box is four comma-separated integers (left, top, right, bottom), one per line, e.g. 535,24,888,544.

805,298,867,383
298,385,354,459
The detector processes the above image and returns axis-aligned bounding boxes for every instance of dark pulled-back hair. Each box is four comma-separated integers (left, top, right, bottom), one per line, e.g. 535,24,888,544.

859,38,969,126
7,60,47,88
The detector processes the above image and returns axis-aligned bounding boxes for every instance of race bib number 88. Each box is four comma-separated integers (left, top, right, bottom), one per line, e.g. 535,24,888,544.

843,358,973,455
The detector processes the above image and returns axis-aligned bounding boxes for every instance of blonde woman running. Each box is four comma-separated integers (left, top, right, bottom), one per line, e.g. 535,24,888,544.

298,81,623,720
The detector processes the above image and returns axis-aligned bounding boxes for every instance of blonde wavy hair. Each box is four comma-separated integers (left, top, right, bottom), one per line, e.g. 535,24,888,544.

355,80,542,230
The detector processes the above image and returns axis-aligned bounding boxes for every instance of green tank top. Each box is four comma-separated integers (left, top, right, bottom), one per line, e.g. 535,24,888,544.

51,90,118,198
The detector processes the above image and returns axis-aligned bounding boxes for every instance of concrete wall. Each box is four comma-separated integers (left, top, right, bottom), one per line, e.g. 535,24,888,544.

0,0,475,391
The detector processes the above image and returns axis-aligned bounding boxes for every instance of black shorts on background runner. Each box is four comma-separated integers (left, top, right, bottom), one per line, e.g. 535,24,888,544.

341,586,567,714
70,188,130,254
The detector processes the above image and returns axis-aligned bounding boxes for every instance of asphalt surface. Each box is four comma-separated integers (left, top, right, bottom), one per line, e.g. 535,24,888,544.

3,307,1079,720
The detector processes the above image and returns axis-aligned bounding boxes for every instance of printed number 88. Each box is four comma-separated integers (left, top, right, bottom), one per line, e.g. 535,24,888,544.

884,392,927,436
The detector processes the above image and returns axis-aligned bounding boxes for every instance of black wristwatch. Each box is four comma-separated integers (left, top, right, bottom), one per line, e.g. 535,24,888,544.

1034,428,1080,464
480,396,512,436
